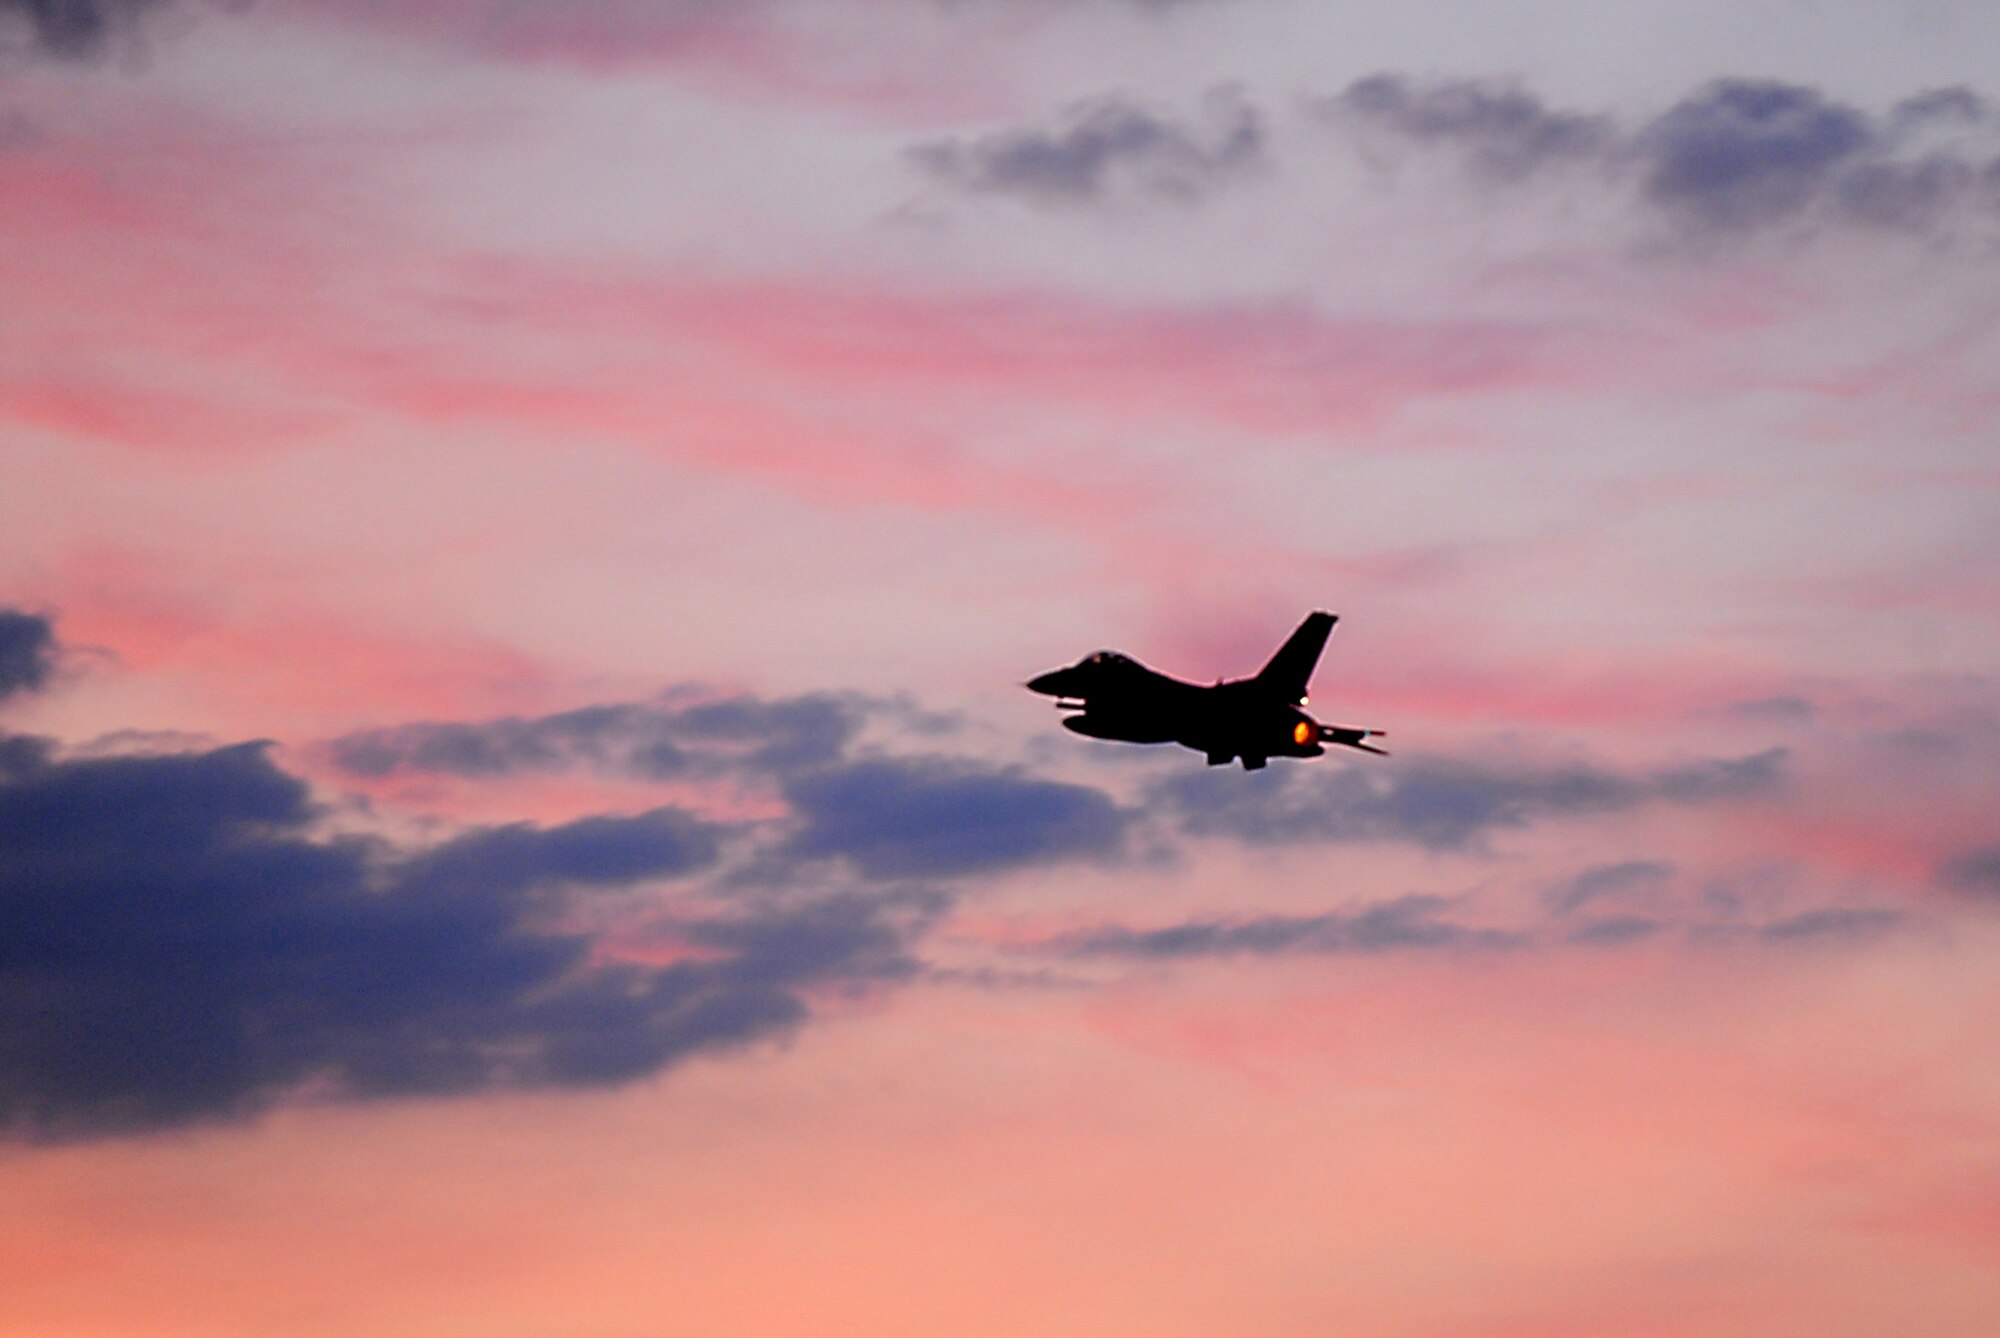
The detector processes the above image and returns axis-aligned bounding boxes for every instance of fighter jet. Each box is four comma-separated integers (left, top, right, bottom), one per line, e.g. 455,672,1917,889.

1026,611,1386,770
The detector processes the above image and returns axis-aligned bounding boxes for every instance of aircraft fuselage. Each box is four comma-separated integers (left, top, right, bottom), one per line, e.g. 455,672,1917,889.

1026,613,1384,769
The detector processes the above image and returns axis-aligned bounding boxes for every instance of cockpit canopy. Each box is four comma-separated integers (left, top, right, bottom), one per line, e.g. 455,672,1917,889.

1083,651,1134,668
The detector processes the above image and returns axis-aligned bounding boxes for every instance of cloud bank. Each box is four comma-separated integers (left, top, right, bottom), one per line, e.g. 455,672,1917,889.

1319,73,2000,240
0,615,928,1141
0,606,1932,1141
0,722,933,1140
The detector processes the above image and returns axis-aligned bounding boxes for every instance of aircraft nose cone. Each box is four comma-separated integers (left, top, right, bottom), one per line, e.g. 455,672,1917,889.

1027,666,1083,696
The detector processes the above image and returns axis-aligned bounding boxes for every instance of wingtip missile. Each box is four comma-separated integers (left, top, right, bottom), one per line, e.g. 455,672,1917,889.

1318,724,1388,756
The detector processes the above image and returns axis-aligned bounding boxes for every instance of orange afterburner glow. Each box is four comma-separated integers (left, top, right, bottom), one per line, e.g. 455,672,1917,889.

1294,720,1313,746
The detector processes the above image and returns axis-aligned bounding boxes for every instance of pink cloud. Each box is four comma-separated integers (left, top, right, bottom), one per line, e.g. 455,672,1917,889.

1330,650,1798,730
40,548,561,731
11,79,1984,761
435,258,1592,439
0,372,332,456
295,0,1011,120
0,104,1649,581
1860,1177,2000,1267
5,133,1593,620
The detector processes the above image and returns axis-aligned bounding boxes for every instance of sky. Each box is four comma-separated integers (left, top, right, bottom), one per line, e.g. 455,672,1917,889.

3,0,2000,1333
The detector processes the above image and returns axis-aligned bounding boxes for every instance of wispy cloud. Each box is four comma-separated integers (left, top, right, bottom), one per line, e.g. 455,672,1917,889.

1936,845,2000,896
1041,892,1903,962
1543,858,1676,915
327,693,866,782
1152,749,1788,851
910,89,1262,205
1055,894,1519,958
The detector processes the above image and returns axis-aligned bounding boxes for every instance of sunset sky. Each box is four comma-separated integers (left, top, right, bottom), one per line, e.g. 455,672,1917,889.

4,1,2000,1333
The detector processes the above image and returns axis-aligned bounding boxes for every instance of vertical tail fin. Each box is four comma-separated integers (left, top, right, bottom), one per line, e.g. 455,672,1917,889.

1255,611,1336,704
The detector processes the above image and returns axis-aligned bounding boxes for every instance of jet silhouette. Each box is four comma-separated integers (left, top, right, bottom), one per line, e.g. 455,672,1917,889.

1027,611,1386,770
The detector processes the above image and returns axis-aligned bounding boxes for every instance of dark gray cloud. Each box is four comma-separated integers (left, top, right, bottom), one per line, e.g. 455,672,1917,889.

2,604,1911,1140
1545,859,1675,915
1834,154,1975,230
394,808,719,899
0,726,930,1141
1152,750,1785,852
909,89,1261,204
0,613,1147,1141
1058,894,1518,958
1052,890,1903,962
1726,695,1818,725
1319,73,2000,239
1566,915,1666,946
1637,79,1873,229
331,695,1132,884
1651,747,1789,801
1318,74,1614,181
0,610,56,701
1892,86,1988,126
1936,845,2000,895
1753,906,1903,942
325,692,862,782
1563,905,1904,946
782,756,1128,878
1866,704,2000,766
0,0,165,59
1049,890,1902,961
